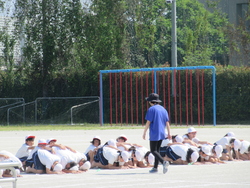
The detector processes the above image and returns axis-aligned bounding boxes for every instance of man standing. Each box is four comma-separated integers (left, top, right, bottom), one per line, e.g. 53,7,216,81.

142,93,171,174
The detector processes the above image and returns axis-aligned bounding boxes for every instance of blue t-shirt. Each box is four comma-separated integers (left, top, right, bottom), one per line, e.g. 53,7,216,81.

145,104,169,141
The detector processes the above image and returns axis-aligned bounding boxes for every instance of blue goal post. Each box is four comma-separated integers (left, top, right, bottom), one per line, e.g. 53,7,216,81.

99,66,216,126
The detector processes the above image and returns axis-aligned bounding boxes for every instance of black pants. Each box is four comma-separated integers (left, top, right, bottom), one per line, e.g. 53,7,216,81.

150,140,164,169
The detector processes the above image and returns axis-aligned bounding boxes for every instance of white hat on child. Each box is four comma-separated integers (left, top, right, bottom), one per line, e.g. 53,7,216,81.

108,139,117,147
175,135,184,143
121,151,129,162
191,151,199,162
53,163,63,172
135,150,144,161
25,135,35,140
46,138,57,144
187,127,197,133
215,145,223,158
148,153,155,165
80,161,91,170
38,139,47,145
69,166,79,171
201,145,212,156
227,132,235,137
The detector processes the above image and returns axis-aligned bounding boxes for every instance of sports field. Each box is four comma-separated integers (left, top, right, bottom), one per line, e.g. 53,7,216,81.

0,126,250,188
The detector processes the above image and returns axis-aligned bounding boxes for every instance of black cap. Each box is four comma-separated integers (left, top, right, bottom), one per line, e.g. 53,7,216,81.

145,93,162,103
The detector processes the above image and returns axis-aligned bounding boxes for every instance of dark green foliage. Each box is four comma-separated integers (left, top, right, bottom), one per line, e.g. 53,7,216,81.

0,0,249,124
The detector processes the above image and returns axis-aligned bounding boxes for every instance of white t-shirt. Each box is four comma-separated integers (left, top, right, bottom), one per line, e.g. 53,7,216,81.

53,147,75,169
84,144,96,154
239,141,250,154
161,139,172,147
103,146,119,165
183,135,200,144
135,146,149,158
16,144,31,158
71,151,87,163
117,143,131,151
27,146,40,160
38,149,60,169
215,137,233,149
170,145,189,161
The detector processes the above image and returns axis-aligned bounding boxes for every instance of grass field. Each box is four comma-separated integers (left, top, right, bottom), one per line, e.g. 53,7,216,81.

0,124,249,131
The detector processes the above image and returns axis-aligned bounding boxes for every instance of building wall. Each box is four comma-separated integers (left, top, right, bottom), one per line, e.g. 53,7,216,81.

198,0,249,25
198,0,250,66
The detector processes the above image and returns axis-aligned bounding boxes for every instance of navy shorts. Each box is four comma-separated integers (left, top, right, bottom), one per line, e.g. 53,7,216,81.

160,146,168,157
33,151,46,171
94,148,109,166
25,159,33,167
19,157,28,162
222,149,228,153
86,153,90,161
165,147,181,161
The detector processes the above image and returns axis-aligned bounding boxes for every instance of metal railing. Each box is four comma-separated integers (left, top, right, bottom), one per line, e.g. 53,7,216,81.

70,99,99,125
0,162,22,188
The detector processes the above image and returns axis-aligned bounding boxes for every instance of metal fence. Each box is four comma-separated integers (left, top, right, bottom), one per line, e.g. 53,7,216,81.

0,97,99,125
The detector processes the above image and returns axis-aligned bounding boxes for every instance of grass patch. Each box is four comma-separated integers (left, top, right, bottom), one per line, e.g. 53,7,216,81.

0,124,249,131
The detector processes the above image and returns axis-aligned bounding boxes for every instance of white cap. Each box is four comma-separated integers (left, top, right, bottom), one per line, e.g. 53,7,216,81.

175,135,184,143
46,138,57,144
107,139,117,147
38,139,47,145
117,134,128,141
135,150,143,161
53,163,63,172
25,135,35,140
188,127,197,133
69,166,79,171
79,161,91,170
10,169,21,176
227,132,235,137
121,151,129,162
233,139,241,150
191,151,199,162
161,139,172,147
215,145,223,158
93,136,101,140
201,145,212,156
148,153,155,165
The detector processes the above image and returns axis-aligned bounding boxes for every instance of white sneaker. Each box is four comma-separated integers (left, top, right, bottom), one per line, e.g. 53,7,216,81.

162,161,169,174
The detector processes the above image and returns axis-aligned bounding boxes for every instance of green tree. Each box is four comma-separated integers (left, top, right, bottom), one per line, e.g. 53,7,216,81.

125,0,170,67
177,0,229,66
81,0,129,70
14,0,85,97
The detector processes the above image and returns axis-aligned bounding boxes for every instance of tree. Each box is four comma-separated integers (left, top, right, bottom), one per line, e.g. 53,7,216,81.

14,0,85,97
176,0,229,66
81,0,129,70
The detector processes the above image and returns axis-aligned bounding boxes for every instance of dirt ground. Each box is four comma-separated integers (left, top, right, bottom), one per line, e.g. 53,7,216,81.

0,127,250,188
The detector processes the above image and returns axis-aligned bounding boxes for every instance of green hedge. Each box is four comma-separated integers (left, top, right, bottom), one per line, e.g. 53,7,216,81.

0,66,249,124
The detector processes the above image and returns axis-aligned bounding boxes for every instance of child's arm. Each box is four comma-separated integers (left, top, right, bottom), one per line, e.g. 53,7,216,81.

0,154,9,159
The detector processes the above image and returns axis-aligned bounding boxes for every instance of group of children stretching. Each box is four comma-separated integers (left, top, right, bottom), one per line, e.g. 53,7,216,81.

0,127,249,177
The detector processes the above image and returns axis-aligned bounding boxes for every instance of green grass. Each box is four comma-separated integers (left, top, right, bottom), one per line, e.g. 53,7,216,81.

0,124,249,131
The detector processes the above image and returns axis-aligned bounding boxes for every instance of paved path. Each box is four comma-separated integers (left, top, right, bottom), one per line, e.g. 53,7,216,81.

0,127,250,188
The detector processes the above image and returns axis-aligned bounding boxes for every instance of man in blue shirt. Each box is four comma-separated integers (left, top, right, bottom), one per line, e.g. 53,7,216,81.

142,93,171,174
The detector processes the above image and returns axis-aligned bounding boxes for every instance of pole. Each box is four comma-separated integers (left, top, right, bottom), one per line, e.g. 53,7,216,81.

171,0,177,68
171,0,177,96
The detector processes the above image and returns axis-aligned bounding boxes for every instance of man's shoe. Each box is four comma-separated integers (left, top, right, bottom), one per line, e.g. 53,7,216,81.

149,168,158,173
163,161,169,174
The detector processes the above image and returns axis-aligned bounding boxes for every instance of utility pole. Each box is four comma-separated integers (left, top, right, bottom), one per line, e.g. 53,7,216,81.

171,0,177,68
168,0,177,96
